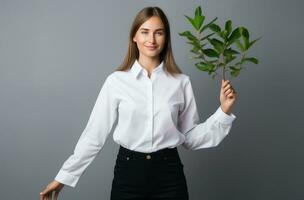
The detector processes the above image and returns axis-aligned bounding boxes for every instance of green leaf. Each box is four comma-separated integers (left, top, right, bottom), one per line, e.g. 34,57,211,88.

229,66,238,70
224,54,237,64
190,46,201,54
221,30,228,40
240,27,250,49
189,42,207,50
188,40,205,54
240,27,250,39
225,20,232,37
235,39,245,52
200,33,215,41
193,6,205,31
195,6,202,16
227,27,241,46
179,31,197,41
200,17,218,33
243,57,259,64
230,69,240,77
203,48,219,57
184,15,197,30
194,15,205,31
224,48,240,56
184,6,205,31
209,23,221,33
248,37,261,49
195,62,214,72
208,38,224,53
229,66,241,77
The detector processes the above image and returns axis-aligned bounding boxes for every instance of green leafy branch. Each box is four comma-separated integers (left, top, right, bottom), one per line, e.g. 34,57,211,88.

179,6,261,80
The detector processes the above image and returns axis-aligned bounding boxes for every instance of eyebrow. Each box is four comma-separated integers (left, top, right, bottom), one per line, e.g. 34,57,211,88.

139,28,165,31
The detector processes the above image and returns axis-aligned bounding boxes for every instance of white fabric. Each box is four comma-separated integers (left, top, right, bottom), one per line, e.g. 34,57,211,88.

55,59,236,187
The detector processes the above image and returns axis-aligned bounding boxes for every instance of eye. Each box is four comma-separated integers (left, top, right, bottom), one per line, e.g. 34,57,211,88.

141,31,148,34
156,32,164,35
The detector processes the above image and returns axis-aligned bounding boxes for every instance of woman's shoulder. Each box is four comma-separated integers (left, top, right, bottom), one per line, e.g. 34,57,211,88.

103,70,130,85
174,73,190,80
170,72,191,84
107,70,130,80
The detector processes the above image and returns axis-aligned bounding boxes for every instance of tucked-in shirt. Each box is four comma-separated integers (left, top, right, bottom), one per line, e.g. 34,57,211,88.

54,59,236,187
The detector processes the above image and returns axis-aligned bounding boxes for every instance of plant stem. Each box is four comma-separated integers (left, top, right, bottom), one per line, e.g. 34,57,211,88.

218,53,225,81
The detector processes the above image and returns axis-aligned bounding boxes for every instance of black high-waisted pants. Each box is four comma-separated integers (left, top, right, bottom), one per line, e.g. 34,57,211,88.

110,145,189,200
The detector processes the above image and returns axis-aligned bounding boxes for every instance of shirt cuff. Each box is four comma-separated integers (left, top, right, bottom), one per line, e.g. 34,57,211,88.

54,170,79,188
214,106,236,124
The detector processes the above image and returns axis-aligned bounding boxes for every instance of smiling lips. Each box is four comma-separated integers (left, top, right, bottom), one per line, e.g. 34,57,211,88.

145,45,157,50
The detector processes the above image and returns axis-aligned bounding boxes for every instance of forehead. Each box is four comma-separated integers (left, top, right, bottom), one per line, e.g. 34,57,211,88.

139,16,165,30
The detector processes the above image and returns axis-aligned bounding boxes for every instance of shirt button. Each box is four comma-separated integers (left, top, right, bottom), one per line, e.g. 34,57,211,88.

146,155,151,160
126,156,130,160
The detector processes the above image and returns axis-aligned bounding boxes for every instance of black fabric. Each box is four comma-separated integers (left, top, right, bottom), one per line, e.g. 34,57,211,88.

110,145,189,200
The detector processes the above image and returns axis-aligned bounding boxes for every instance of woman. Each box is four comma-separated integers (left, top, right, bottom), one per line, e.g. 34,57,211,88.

40,6,237,200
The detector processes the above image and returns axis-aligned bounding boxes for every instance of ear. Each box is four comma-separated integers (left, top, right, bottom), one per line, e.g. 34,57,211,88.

133,37,137,42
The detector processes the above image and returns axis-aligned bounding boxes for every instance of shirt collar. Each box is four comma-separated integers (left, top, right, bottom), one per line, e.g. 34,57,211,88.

130,59,165,79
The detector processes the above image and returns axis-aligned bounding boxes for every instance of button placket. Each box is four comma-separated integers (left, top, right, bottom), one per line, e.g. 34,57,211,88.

146,78,154,148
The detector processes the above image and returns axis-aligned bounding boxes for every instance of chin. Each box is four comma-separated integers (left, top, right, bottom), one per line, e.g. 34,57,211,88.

144,51,161,57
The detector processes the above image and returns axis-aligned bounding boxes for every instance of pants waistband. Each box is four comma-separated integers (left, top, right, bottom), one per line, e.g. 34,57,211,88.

118,145,178,159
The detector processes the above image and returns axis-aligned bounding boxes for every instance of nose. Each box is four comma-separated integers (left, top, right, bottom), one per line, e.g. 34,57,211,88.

148,33,156,43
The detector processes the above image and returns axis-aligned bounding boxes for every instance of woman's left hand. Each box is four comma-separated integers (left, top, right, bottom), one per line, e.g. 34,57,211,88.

220,79,237,115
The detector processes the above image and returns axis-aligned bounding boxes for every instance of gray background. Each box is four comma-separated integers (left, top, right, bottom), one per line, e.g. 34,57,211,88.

1,0,303,199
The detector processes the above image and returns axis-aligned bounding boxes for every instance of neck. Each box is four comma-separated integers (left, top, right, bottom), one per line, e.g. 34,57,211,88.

138,56,160,72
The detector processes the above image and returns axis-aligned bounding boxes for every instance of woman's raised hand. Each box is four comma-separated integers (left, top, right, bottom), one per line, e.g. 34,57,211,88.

220,79,237,115
40,180,64,200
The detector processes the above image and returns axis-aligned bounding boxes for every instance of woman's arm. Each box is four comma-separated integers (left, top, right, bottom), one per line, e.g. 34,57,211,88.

178,76,236,150
54,75,118,187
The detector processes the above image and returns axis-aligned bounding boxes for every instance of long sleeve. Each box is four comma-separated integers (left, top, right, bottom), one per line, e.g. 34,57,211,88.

54,75,118,188
178,77,236,150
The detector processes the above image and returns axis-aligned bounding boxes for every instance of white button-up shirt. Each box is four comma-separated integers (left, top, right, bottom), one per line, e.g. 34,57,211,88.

55,59,236,187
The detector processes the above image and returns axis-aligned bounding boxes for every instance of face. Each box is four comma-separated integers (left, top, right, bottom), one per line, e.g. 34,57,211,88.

133,16,166,61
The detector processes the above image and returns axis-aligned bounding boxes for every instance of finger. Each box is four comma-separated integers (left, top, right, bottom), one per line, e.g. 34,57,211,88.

40,192,43,200
230,90,237,97
222,80,230,88
41,186,52,194
222,82,231,91
223,84,231,92
40,188,50,199
223,82,230,91
47,192,52,200
224,88,232,95
226,92,234,98
54,191,60,200
45,192,51,200
226,85,236,94
228,93,235,99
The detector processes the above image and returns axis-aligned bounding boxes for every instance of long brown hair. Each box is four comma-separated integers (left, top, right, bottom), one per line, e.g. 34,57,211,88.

116,6,182,76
